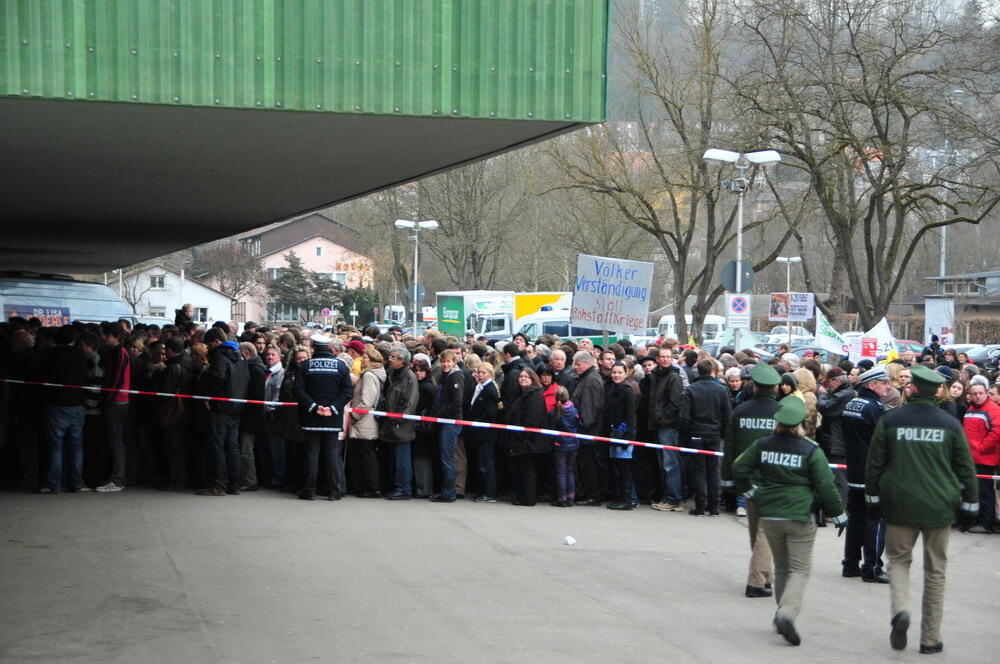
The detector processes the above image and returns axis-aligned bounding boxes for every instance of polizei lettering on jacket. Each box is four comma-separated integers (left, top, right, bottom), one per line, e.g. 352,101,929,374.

307,358,342,373
740,417,775,431
760,450,803,468
896,427,945,443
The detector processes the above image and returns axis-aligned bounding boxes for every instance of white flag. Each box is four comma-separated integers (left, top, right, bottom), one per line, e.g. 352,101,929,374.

864,317,897,358
814,308,849,356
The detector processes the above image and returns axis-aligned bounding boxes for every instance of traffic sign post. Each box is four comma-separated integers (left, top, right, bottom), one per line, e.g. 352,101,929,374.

726,293,751,330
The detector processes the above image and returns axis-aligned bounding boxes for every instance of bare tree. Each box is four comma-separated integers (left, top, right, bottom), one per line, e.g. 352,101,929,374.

736,0,1000,327
545,0,795,341
190,239,265,301
118,272,154,314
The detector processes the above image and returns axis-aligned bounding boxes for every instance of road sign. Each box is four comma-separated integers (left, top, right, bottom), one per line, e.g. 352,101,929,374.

408,284,426,303
726,293,751,328
320,307,332,317
720,260,754,293
349,310,359,317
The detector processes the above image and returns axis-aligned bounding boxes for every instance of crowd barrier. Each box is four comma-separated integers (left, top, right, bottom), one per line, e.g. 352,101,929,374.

3,377,999,481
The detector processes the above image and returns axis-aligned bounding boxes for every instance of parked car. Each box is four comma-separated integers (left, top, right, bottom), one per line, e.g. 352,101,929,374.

895,340,924,355
790,345,845,364
963,344,1000,370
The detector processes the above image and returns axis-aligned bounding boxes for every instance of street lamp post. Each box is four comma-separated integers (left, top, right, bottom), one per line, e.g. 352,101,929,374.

703,149,781,350
776,256,802,346
394,219,439,334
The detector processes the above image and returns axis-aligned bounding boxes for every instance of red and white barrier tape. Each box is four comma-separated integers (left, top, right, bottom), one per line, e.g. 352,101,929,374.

4,378,998,480
0,378,297,407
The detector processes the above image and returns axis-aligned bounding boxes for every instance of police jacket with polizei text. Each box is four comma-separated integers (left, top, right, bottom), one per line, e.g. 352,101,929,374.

732,432,845,524
721,392,780,488
865,395,979,529
678,375,731,447
841,387,885,485
293,350,354,431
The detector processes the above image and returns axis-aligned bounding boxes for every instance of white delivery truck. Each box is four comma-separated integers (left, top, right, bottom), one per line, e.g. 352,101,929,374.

465,291,573,341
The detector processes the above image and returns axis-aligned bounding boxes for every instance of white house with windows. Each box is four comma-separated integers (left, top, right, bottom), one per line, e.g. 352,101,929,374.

108,265,234,324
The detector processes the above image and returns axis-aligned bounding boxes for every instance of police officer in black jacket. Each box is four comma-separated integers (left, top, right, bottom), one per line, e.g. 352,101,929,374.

679,358,731,516
293,334,354,501
840,366,891,583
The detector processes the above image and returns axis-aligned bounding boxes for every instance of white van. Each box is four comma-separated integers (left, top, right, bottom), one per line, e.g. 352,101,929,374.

656,314,726,341
516,310,621,343
0,272,135,325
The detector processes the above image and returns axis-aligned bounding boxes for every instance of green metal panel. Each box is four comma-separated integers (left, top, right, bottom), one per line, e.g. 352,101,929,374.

0,0,607,122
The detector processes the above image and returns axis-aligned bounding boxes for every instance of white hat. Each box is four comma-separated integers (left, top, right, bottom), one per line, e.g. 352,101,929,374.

858,366,889,384
312,333,332,346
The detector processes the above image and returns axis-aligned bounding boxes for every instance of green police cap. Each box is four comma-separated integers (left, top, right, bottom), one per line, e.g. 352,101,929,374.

750,363,781,386
774,396,807,426
910,363,946,389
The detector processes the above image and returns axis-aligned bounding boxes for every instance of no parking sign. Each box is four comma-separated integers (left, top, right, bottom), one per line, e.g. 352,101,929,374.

727,293,751,328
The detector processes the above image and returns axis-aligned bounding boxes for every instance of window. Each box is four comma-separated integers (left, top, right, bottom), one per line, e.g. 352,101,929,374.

542,321,569,337
570,326,604,337
195,307,208,323
231,301,246,323
148,306,166,317
315,246,323,257
267,302,299,322
149,275,165,288
267,267,285,282
485,316,508,333
332,272,347,285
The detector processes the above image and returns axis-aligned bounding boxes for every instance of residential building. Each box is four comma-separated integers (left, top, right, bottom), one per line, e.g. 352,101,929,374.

227,212,373,325
108,265,234,324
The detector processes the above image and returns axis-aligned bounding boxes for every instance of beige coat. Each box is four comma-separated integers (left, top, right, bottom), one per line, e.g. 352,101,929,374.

349,363,385,440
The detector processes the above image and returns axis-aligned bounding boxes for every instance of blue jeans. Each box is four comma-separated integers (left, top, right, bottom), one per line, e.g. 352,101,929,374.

392,442,413,495
265,432,286,488
656,428,683,504
209,412,242,489
45,405,85,491
438,424,462,499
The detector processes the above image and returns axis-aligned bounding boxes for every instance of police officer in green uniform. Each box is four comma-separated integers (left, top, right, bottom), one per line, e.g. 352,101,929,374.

732,396,846,646
722,363,782,598
865,364,979,655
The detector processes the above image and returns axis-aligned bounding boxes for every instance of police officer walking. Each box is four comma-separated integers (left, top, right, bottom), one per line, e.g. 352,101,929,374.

840,366,891,583
865,364,979,655
722,363,781,598
732,397,846,646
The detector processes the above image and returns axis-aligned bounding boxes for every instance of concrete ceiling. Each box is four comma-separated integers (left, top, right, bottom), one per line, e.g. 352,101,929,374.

0,98,577,273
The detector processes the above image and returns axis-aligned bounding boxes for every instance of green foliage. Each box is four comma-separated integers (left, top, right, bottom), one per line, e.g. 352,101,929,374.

267,251,343,322
339,286,379,323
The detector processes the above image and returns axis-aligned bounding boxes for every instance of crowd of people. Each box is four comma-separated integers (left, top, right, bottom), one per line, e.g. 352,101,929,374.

0,311,993,652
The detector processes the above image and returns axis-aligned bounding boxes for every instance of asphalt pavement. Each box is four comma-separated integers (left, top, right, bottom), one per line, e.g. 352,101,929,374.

1,489,997,663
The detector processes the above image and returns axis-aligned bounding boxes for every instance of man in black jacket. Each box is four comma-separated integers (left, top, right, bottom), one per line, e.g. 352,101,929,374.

40,326,89,493
550,348,577,395
380,347,420,500
818,367,856,504
238,342,267,492
841,366,891,583
572,351,605,505
679,359,731,516
198,327,250,497
499,342,527,408
649,349,685,511
293,333,354,501
431,349,465,502
160,337,193,491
